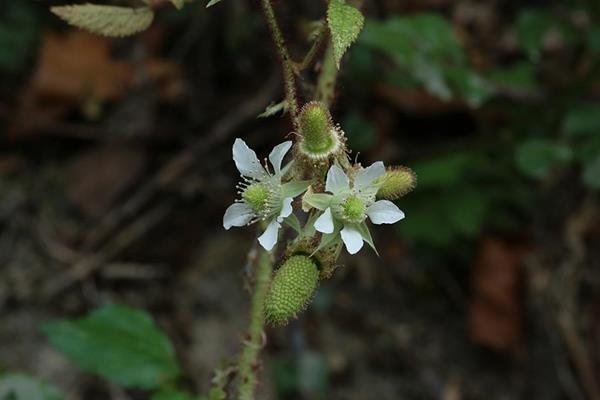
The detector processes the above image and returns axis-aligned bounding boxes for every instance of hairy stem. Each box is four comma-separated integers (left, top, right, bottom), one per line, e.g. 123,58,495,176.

261,0,300,130
236,248,273,400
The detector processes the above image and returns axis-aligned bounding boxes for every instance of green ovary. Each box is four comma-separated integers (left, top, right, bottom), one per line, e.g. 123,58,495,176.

342,196,366,223
243,183,270,213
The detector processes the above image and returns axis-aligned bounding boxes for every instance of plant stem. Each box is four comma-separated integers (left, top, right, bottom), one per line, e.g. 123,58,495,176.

261,0,300,130
294,22,328,74
236,248,273,400
315,44,338,106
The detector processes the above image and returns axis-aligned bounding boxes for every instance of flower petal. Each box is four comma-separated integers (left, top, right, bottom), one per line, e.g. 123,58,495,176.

223,202,254,230
269,141,292,175
366,200,405,225
277,197,293,223
258,220,280,251
355,161,385,189
340,224,364,254
233,138,266,179
325,165,349,193
314,207,334,234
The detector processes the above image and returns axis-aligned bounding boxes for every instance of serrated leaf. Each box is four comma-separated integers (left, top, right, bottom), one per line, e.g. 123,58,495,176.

327,0,364,68
206,0,224,7
42,304,180,389
0,374,65,400
51,4,154,38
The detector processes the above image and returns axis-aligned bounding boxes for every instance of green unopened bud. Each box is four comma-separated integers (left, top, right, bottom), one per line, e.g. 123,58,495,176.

376,166,417,200
265,255,319,326
297,102,344,161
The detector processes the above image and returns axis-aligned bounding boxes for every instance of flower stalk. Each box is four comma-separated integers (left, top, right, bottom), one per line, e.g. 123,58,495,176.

236,248,273,400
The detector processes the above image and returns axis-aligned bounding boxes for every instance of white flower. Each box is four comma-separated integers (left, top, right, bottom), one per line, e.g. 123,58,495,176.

223,138,308,251
309,163,405,254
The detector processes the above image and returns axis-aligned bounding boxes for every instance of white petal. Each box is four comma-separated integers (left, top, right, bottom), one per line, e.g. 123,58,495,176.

314,208,334,234
340,224,364,254
277,197,293,223
355,161,385,189
223,202,254,230
233,138,266,179
269,141,292,175
325,165,349,193
367,200,405,225
258,220,281,251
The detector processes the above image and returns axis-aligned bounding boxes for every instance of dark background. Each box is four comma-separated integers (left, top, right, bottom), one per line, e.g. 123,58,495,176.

1,0,600,399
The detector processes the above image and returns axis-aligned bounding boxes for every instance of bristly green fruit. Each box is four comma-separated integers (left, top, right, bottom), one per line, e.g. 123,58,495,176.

265,255,320,326
376,166,417,200
297,102,344,162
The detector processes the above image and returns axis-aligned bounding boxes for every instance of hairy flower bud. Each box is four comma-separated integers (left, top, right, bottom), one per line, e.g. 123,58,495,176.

376,166,417,200
265,255,320,326
296,102,345,163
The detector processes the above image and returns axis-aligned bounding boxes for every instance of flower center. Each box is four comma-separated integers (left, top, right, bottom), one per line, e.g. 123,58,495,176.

243,183,271,214
341,196,366,223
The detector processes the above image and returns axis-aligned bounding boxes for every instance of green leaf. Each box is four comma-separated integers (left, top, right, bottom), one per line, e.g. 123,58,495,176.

258,101,287,119
51,5,154,38
151,388,199,400
359,14,487,103
583,154,600,190
515,139,573,179
488,62,538,91
327,0,365,68
0,374,64,400
412,153,478,189
42,304,180,389
563,103,600,137
206,0,224,7
515,9,570,62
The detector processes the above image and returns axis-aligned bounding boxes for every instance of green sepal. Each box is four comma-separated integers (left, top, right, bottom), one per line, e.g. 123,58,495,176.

284,214,302,234
356,222,379,256
302,188,332,211
282,180,312,198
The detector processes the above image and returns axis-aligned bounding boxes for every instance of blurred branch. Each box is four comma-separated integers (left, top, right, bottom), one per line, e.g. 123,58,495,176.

294,22,328,74
236,248,273,400
260,0,300,130
315,44,337,106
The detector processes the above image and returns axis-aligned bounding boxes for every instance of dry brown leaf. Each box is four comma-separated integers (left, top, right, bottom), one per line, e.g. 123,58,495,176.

469,236,530,352
66,145,146,218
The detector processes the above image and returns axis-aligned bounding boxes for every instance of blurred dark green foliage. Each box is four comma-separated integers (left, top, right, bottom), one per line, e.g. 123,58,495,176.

0,0,39,73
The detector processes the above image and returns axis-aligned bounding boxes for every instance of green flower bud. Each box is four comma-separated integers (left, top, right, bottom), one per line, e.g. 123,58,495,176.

297,102,344,162
376,166,417,200
265,255,320,326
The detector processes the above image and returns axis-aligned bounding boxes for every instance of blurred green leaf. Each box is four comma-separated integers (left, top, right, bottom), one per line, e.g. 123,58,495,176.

151,388,199,400
42,304,180,389
412,153,478,189
515,9,574,61
343,111,377,151
515,139,573,178
488,62,538,91
563,103,600,137
589,25,600,54
298,351,328,394
0,0,38,72
583,154,600,190
0,374,64,400
446,67,494,107
359,14,490,104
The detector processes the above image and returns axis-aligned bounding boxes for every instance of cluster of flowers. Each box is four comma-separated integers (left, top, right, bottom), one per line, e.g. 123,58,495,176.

223,102,414,256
